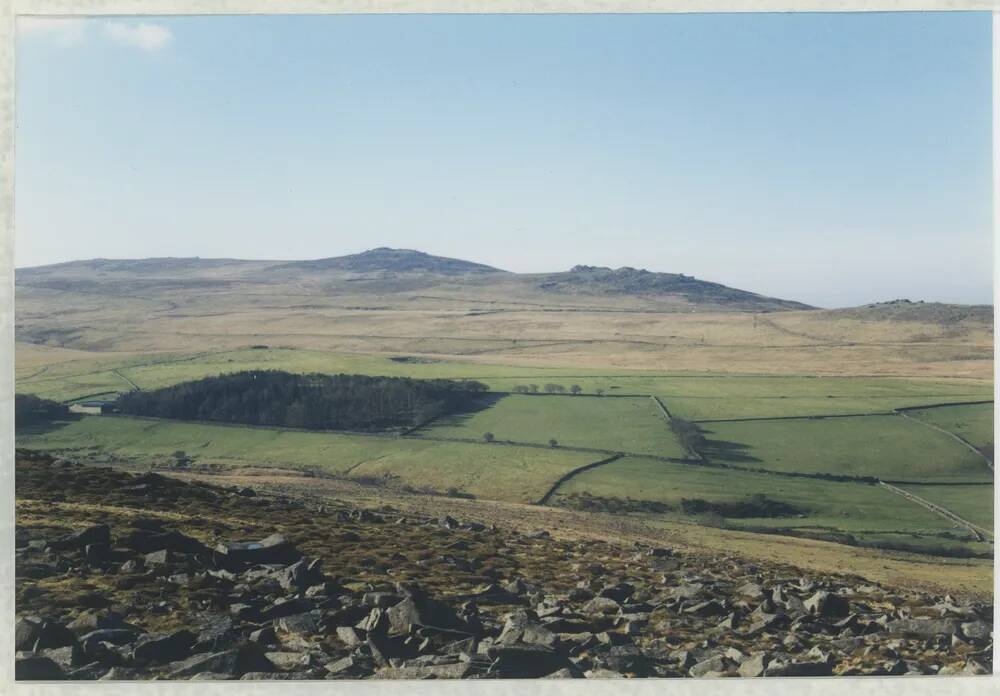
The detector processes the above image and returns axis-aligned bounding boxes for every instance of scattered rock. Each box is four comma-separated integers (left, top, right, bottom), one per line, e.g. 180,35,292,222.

581,597,621,615
213,534,301,569
689,654,735,678
960,620,991,642
132,630,196,664
373,662,473,679
16,655,67,680
387,594,472,636
738,652,770,677
336,626,364,647
169,646,273,679
49,525,111,552
804,590,850,619
13,453,995,682
887,618,959,639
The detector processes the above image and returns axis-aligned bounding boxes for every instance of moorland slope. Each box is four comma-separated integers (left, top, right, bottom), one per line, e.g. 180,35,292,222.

14,249,993,377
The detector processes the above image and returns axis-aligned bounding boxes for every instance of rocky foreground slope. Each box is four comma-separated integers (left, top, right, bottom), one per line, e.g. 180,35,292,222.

14,451,993,680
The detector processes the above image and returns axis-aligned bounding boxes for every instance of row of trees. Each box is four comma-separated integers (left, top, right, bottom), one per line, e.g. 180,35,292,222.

15,393,69,427
115,371,488,432
511,384,595,395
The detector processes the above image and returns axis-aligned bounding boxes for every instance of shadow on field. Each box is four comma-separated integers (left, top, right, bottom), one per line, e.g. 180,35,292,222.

698,429,761,463
426,392,507,429
15,415,84,438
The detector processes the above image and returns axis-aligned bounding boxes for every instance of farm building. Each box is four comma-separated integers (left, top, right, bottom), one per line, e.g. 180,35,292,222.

69,400,120,415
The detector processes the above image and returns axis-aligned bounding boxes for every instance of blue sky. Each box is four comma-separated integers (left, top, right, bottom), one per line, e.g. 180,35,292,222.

16,12,992,307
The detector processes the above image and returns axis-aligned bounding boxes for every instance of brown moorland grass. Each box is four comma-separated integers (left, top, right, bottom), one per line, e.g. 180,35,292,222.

14,275,993,379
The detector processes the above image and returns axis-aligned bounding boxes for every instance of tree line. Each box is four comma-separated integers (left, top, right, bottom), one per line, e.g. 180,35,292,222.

15,394,69,427
511,384,590,395
115,371,488,432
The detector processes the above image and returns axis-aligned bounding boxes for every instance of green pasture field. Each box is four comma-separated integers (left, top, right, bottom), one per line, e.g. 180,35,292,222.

16,344,992,408
702,415,992,482
485,375,992,405
551,456,990,553
13,347,514,400
22,372,134,403
415,394,687,458
115,349,575,391
905,403,994,450
14,415,598,504
897,483,994,532
663,396,991,422
15,346,648,401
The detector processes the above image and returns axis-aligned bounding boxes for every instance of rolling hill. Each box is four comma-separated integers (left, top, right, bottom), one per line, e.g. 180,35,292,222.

263,247,507,276
13,248,993,379
16,248,804,309
529,265,813,310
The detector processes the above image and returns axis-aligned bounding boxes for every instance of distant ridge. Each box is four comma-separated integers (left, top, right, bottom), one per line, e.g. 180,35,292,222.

821,299,993,325
17,257,262,275
265,248,507,276
530,265,815,311
16,248,824,310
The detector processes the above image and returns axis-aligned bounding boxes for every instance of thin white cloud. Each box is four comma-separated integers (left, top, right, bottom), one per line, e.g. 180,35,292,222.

102,21,173,52
20,18,174,52
18,17,89,46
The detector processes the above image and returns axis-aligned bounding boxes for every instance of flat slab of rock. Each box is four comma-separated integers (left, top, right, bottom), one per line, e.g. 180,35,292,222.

16,655,67,680
168,646,273,679
374,663,473,679
387,596,473,636
485,643,572,678
213,534,300,568
132,630,196,664
738,652,771,678
887,618,959,638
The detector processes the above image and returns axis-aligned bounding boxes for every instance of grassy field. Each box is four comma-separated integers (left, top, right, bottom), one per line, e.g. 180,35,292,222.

14,415,599,504
416,394,687,457
653,374,991,422
551,456,990,554
16,344,993,406
905,403,994,450
897,483,994,532
702,415,992,482
11,259,996,590
486,374,992,401
13,346,527,401
14,341,994,561
663,396,992,421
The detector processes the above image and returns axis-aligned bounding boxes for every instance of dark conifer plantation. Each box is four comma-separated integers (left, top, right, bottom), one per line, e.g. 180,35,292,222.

14,394,69,427
115,371,488,432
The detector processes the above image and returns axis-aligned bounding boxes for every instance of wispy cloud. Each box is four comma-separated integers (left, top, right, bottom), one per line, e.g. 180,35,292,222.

19,18,173,52
102,21,173,52
18,17,89,46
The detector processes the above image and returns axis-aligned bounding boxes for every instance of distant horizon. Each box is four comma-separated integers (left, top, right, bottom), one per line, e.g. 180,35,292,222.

14,246,992,309
16,13,993,307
